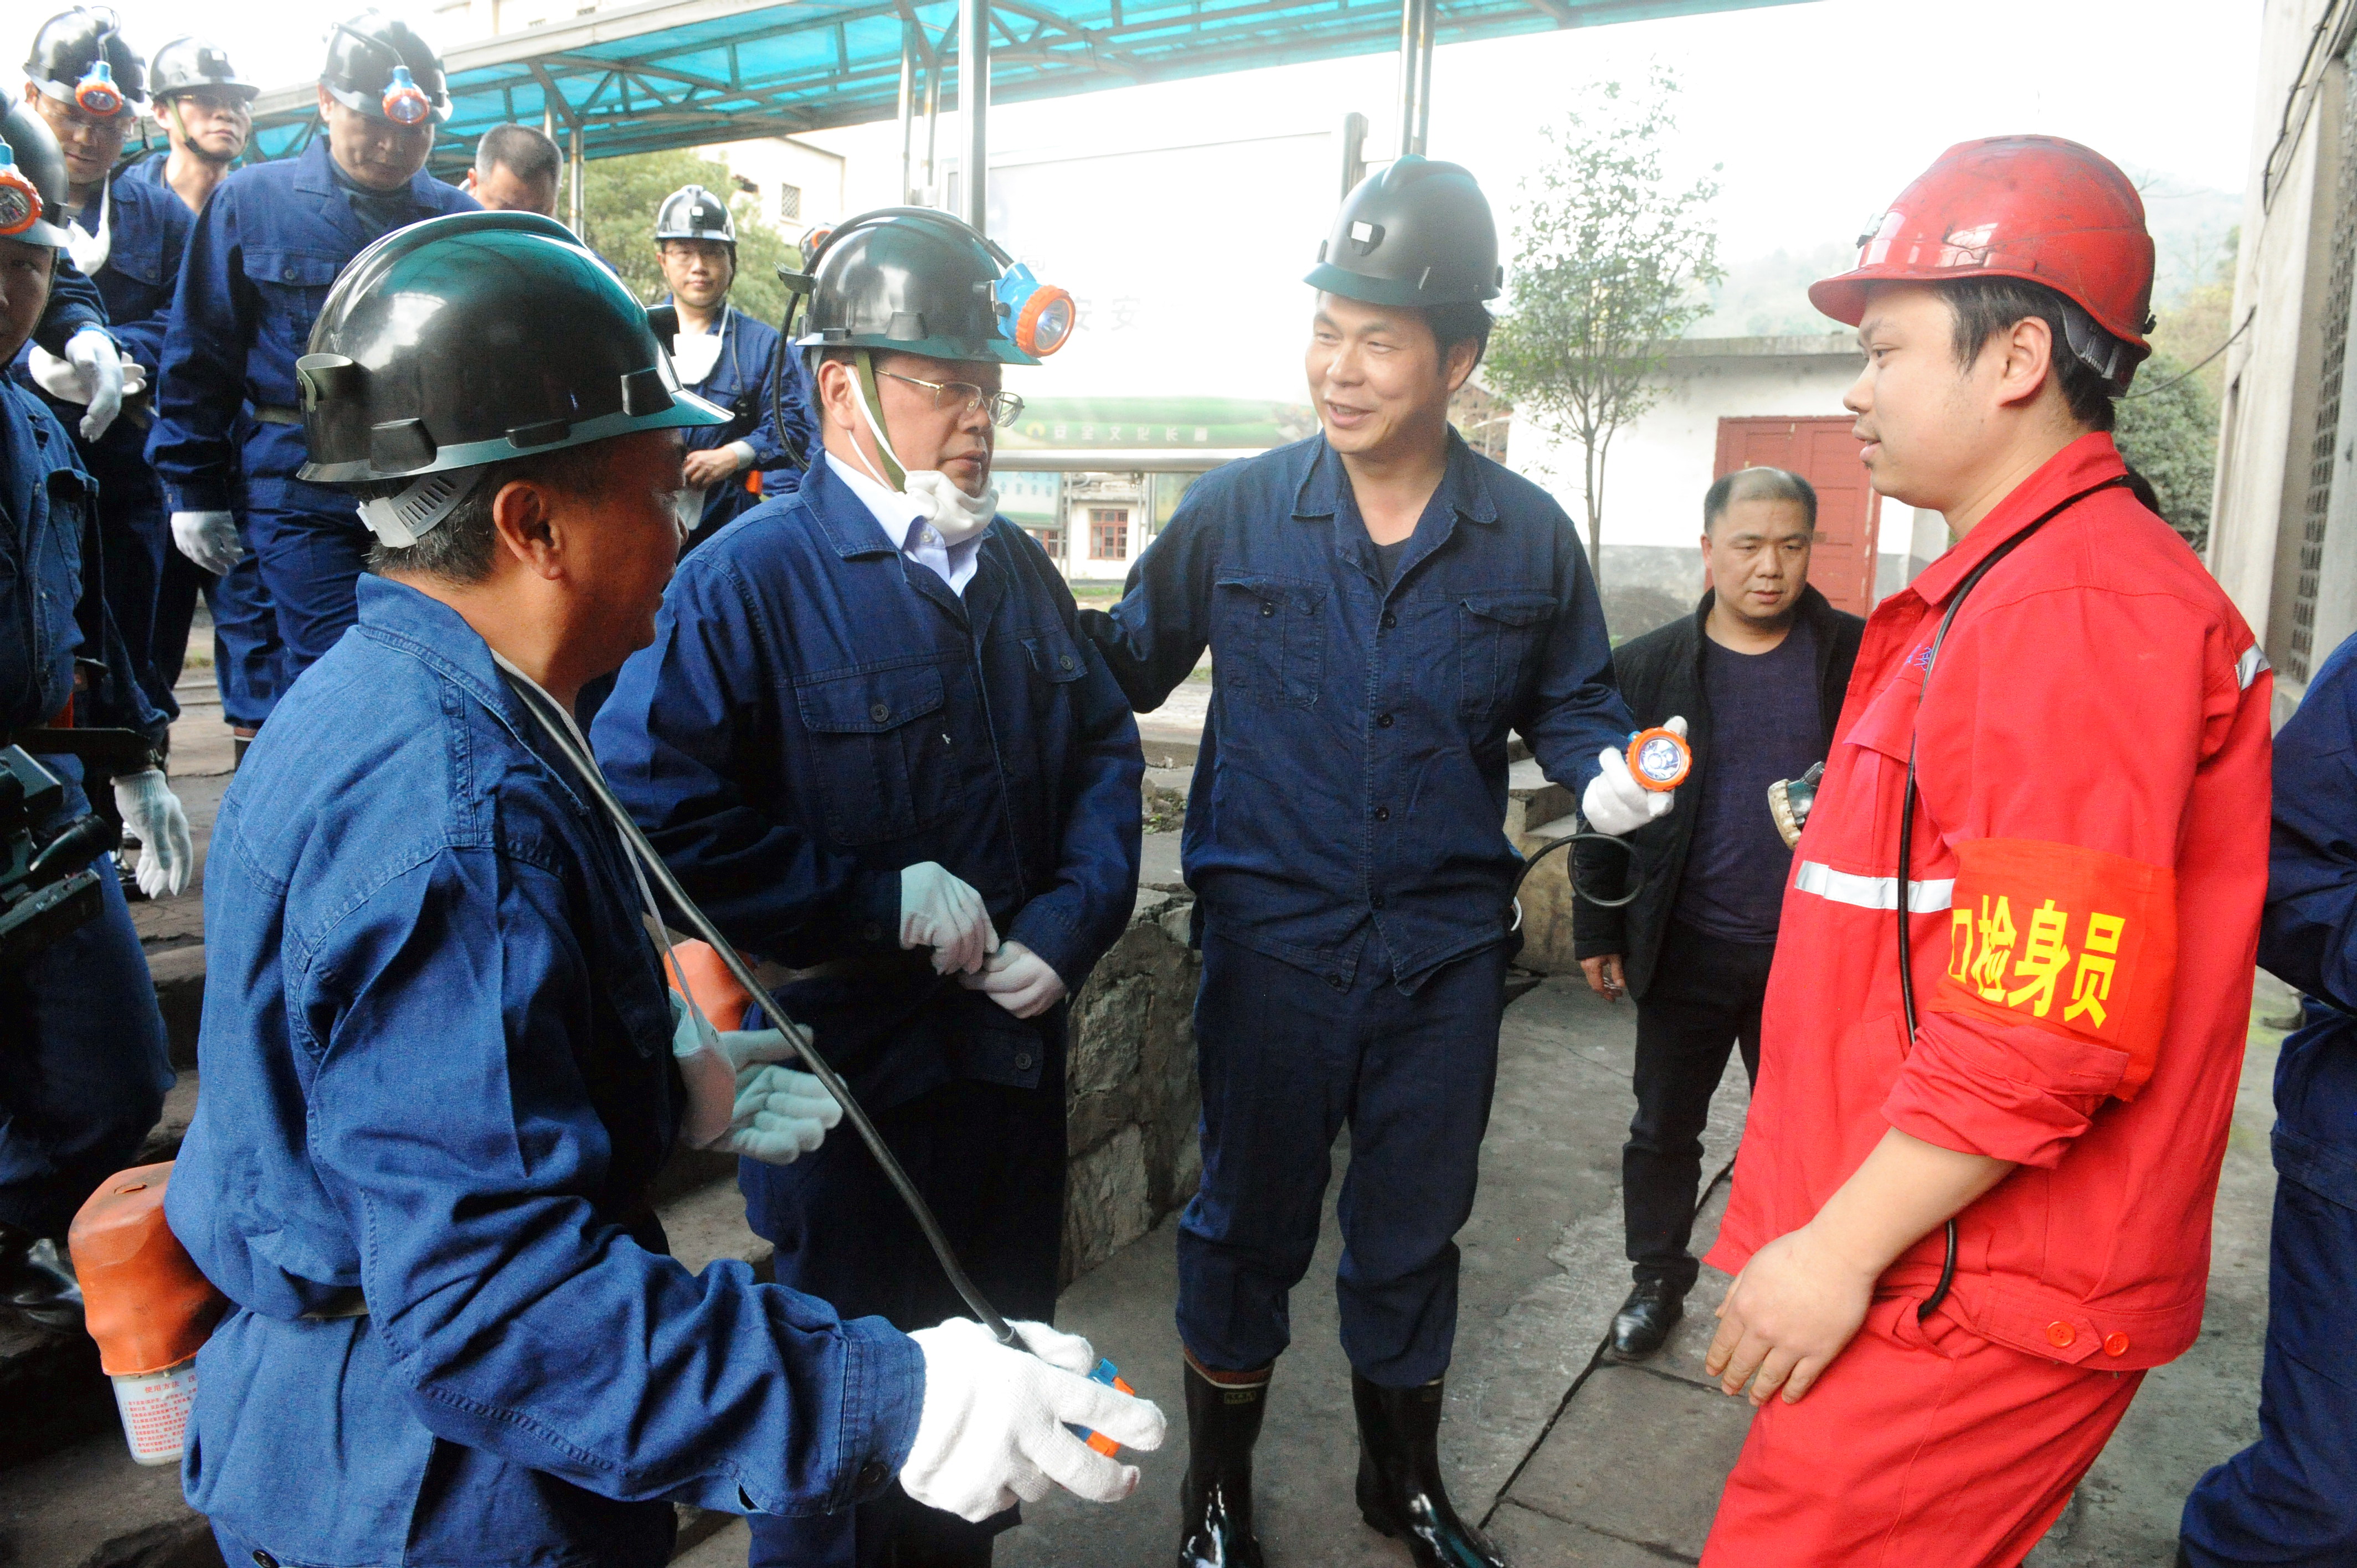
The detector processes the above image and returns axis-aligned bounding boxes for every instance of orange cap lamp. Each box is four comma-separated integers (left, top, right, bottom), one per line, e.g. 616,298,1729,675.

69,1162,229,1465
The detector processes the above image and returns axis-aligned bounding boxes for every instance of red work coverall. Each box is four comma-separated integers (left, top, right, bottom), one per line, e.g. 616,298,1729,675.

1701,433,2272,1566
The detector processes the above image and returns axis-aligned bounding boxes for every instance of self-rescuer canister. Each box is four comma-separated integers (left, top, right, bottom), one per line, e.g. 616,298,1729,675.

69,1162,229,1466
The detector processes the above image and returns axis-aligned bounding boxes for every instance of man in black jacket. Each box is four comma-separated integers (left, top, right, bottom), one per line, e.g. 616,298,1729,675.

1573,466,1864,1359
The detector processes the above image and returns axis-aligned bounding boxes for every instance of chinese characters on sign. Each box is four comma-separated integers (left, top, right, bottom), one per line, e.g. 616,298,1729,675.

1948,896,2123,1030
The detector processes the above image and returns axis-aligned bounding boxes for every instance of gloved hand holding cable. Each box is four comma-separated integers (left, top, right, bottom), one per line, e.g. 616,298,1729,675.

899,1317,1167,1521
1582,715,1688,835
45,326,129,441
669,997,842,1164
901,861,997,974
111,769,194,898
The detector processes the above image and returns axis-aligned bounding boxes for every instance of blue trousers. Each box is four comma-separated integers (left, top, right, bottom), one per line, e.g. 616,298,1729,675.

2180,1012,2357,1566
1176,929,1507,1388
85,416,177,720
0,765,173,1237
154,532,285,729
245,484,373,684
743,1066,1066,1568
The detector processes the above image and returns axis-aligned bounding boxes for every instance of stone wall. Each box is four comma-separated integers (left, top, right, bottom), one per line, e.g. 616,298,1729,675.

1061,888,1203,1285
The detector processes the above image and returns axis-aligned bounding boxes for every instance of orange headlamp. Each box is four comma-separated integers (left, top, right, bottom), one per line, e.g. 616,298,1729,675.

995,263,1075,358
1627,726,1691,792
382,65,431,126
0,149,41,238
74,59,125,117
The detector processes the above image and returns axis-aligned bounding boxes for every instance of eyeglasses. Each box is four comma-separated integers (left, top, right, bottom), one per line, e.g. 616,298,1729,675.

877,370,1023,428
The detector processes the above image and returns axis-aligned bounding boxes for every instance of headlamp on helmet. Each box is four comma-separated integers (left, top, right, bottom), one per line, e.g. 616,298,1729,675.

380,65,430,126
996,264,1075,358
74,58,123,117
0,147,42,237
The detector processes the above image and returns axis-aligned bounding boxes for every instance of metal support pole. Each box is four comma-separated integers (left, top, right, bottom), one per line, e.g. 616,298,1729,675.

897,25,918,205
542,102,554,142
959,0,989,233
921,35,941,207
569,123,584,238
1339,111,1368,198
1396,0,1434,157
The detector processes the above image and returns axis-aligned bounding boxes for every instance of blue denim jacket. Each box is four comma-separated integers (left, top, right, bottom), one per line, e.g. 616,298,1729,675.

82,152,192,378
149,139,476,515
0,381,162,741
1083,432,1630,986
166,576,922,1566
590,460,1143,1114
2262,628,2357,1211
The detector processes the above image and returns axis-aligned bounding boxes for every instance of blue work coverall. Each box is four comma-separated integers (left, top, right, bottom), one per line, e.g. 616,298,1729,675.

655,301,813,549
12,153,275,724
591,458,1143,1566
2179,627,2357,1566
166,575,924,1567
0,378,172,1240
150,139,475,695
1083,431,1632,1386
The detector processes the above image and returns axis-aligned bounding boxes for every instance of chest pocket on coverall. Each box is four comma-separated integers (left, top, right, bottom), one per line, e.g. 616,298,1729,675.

795,661,952,847
1214,574,1327,708
1458,594,1556,721
241,249,342,372
1019,625,1089,703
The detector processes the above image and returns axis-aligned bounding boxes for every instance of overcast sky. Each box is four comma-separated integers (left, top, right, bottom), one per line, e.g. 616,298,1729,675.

94,0,2265,270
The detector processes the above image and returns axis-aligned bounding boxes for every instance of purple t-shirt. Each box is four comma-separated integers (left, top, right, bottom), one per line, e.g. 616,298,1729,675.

1670,620,1820,945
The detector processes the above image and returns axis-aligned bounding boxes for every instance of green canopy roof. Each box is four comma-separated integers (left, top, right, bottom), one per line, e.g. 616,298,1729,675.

240,0,1812,169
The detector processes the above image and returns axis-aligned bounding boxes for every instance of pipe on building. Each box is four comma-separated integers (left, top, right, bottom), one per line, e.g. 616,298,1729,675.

1396,0,1434,157
569,123,584,238
897,24,918,204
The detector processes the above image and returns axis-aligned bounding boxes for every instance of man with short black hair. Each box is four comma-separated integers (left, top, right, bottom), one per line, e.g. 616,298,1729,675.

1574,466,1862,1361
1696,137,2272,1567
465,122,562,216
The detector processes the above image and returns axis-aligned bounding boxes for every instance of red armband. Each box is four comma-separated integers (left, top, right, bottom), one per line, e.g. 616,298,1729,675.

1926,838,2177,1099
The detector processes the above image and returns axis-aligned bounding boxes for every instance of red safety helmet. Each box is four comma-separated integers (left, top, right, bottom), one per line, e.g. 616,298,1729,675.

1810,136,2156,376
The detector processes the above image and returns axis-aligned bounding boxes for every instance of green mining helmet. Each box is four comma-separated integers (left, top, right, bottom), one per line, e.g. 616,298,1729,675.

1305,154,1502,309
295,212,727,543
787,207,1072,367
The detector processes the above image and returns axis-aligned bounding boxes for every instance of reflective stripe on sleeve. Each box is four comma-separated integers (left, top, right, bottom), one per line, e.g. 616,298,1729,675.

2236,643,2269,690
1793,860,1956,912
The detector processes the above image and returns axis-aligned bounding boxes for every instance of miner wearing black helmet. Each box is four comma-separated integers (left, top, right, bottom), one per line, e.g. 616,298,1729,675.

151,8,474,723
135,35,283,755
645,182,811,545
167,209,1162,1567
1083,156,1671,1568
592,207,1141,1568
0,102,186,1343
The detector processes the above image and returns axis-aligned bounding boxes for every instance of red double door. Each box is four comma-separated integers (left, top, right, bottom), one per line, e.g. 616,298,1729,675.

1712,417,1882,615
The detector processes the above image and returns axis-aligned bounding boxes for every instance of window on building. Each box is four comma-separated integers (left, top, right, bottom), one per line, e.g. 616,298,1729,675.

1028,525,1066,561
1090,508,1129,561
779,183,802,220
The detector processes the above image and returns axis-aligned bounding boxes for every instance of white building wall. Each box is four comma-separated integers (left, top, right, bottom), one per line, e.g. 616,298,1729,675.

1504,341,1862,551
2209,0,2342,707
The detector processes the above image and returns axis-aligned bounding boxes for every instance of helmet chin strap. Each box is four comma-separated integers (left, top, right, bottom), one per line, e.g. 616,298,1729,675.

850,348,909,491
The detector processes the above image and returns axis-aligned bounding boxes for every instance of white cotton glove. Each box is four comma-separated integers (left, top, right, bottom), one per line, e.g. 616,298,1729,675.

171,510,241,575
111,769,193,898
955,940,1067,1019
60,327,126,441
899,1318,1167,1523
1581,714,1687,837
670,998,842,1164
901,862,999,976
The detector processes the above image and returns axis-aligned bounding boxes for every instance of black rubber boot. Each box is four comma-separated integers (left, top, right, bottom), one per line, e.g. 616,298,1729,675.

1176,1359,1268,1568
1353,1374,1509,1568
0,1223,84,1334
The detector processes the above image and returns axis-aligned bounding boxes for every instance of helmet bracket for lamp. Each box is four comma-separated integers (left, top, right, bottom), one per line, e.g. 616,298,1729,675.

358,467,481,548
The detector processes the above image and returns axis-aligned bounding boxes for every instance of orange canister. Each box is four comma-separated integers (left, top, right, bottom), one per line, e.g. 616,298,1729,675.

68,1162,229,1466
664,937,755,1029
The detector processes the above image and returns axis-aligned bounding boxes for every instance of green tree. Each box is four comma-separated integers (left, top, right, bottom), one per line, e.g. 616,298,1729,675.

580,148,802,329
2146,226,2237,409
2114,349,2219,554
1485,68,1723,586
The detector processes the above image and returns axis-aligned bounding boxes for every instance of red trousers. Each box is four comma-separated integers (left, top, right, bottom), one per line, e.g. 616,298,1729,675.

1701,1294,2144,1568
